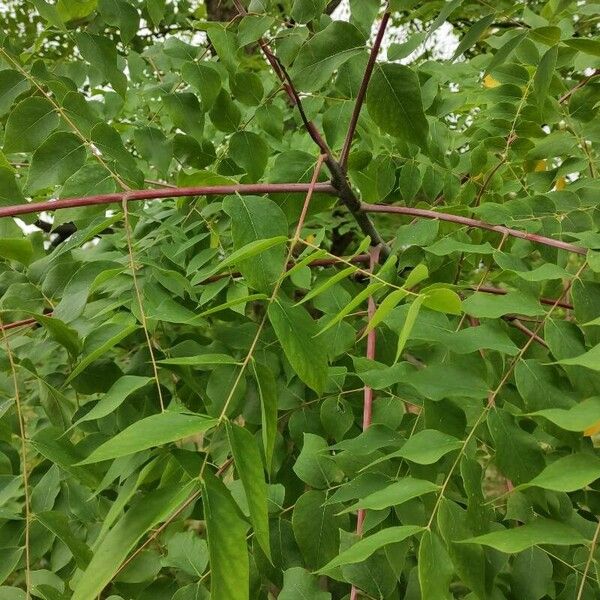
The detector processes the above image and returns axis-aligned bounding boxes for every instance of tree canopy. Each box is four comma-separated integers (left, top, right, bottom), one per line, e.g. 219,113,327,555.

0,0,599,599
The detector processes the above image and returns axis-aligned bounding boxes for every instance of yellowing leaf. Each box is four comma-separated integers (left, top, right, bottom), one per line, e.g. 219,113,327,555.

584,420,600,437
554,176,566,190
534,159,547,172
483,74,500,88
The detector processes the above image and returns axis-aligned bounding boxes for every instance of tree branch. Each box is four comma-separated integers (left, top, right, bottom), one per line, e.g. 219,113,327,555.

340,11,390,169
361,203,586,255
0,183,337,218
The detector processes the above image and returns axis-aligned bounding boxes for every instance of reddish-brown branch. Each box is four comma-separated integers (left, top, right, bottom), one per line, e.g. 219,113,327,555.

231,0,389,256
0,183,337,219
0,317,37,332
340,11,391,170
475,286,573,310
504,316,548,348
361,203,586,255
350,246,380,600
559,68,600,104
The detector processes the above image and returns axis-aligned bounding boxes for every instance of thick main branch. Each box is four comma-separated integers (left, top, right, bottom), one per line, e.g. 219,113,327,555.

0,183,336,218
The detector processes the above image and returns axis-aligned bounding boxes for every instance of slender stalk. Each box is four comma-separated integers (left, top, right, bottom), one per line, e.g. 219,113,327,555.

576,519,600,600
0,183,337,219
216,155,328,424
425,261,587,530
0,315,31,598
340,11,391,169
350,245,380,600
361,203,586,255
122,199,165,412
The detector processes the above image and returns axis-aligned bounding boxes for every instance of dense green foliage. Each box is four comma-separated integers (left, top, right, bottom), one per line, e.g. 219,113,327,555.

0,0,599,598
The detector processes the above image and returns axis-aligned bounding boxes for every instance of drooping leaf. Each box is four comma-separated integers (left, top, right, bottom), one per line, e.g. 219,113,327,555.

202,470,249,600
78,412,217,464
72,481,198,600
518,453,600,492
227,422,271,559
460,519,587,553
268,294,329,393
319,526,423,572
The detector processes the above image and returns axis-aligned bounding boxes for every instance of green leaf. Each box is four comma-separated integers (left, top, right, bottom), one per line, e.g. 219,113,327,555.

36,511,92,568
158,354,239,367
202,470,249,600
372,429,462,466
268,294,329,394
340,477,439,514
224,195,289,290
252,362,277,471
363,288,409,338
463,290,545,318
3,97,58,153
227,423,271,559
518,453,600,492
238,14,275,47
396,296,425,361
71,481,198,600
367,63,429,149
78,412,217,464
228,132,269,180
291,21,365,92
527,397,600,431
422,288,462,315
291,0,327,23
293,433,341,488
557,343,600,371
299,266,358,305
0,239,33,265
146,0,166,26
319,525,423,572
162,531,208,577
318,282,385,335
0,166,25,207
181,62,221,110
73,375,152,426
452,14,495,61
459,519,587,553
25,132,86,194
418,530,453,600
292,490,342,569
534,45,558,99
29,313,80,356
134,126,172,175
0,70,29,116
279,567,331,600
66,322,138,383
565,37,600,57
193,236,288,286
75,32,127,97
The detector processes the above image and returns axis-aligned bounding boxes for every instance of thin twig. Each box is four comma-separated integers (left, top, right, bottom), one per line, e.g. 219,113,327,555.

576,519,600,600
559,69,600,104
122,199,165,412
504,317,548,348
0,314,31,598
340,10,391,169
350,245,380,600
